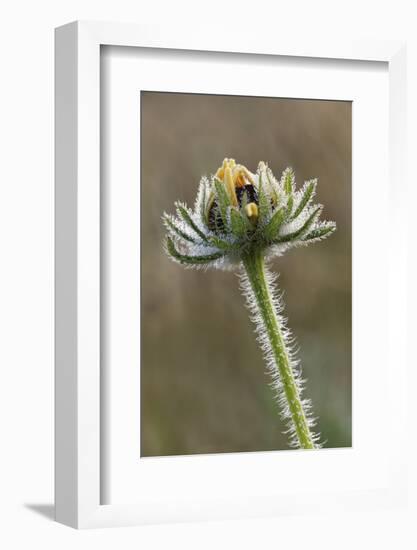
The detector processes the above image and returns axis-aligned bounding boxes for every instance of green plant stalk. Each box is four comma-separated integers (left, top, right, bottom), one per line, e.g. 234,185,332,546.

242,248,315,449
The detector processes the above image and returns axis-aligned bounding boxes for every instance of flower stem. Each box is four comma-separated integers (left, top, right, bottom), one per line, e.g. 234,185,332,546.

242,249,316,449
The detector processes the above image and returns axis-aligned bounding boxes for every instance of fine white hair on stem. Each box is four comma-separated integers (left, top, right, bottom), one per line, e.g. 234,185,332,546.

239,263,322,448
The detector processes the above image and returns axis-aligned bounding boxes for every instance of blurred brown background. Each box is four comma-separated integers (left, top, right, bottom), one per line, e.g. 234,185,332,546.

140,91,351,456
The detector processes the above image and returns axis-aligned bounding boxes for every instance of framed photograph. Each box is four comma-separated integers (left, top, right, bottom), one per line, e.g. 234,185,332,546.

55,21,407,528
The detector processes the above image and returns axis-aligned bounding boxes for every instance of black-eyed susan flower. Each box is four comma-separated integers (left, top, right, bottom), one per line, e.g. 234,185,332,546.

163,159,336,449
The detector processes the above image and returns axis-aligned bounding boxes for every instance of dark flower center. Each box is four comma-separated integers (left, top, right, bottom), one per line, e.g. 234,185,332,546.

208,184,258,232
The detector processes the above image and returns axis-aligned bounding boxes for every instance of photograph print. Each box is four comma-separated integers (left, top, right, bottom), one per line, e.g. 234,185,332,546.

140,91,351,457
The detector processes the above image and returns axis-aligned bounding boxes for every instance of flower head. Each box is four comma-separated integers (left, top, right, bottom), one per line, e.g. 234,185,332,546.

163,159,336,269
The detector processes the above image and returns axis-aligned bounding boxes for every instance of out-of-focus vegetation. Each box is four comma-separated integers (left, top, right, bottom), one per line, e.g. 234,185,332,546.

140,91,351,456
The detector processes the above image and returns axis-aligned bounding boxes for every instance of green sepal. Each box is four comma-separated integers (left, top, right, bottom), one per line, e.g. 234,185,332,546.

263,206,287,241
281,168,295,218
302,223,336,242
213,177,232,229
230,207,248,237
176,203,208,241
266,169,280,206
257,173,271,224
239,191,255,229
199,182,207,224
286,194,294,218
274,206,322,243
207,236,235,251
204,190,215,225
291,179,317,220
163,213,197,244
165,237,224,265
282,167,295,195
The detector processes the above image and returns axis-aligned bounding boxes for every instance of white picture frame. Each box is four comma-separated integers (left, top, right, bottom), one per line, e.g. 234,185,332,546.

55,20,407,529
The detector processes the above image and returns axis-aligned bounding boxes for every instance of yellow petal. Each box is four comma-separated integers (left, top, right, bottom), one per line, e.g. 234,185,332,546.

224,166,238,206
215,167,225,180
245,202,259,222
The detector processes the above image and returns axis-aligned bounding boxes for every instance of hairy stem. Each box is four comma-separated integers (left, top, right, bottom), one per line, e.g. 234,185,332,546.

242,249,316,449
